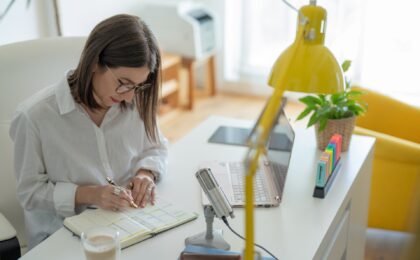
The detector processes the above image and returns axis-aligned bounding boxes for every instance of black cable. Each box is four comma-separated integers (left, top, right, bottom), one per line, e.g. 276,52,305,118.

221,216,279,260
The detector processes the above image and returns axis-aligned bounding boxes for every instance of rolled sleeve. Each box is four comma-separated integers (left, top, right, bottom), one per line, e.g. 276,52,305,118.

132,130,169,182
133,157,166,181
53,182,78,217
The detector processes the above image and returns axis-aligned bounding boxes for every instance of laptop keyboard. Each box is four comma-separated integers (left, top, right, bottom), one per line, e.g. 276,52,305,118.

269,162,288,198
229,162,270,203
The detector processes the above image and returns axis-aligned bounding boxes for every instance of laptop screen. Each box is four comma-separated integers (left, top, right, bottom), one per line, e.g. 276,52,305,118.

245,97,295,197
265,109,295,195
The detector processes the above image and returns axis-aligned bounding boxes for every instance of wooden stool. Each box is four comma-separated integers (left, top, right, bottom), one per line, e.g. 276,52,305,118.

159,53,182,114
181,55,217,110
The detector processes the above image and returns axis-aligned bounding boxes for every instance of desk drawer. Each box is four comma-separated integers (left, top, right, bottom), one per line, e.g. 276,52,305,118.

322,207,350,260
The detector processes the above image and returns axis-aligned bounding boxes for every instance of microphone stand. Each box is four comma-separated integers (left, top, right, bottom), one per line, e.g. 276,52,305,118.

185,205,230,250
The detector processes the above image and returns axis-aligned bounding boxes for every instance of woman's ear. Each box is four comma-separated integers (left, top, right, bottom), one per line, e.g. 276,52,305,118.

92,63,99,72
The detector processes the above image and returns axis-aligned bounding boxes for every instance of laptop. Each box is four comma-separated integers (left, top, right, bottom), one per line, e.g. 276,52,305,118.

201,107,295,207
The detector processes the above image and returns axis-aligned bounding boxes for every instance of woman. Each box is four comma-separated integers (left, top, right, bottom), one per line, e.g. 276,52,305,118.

9,14,168,249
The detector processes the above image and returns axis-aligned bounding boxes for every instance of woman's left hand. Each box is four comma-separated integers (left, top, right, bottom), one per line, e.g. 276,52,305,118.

129,170,156,208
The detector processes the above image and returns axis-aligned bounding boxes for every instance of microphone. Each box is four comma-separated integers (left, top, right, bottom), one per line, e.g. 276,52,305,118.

190,168,279,259
196,168,234,219
185,168,234,250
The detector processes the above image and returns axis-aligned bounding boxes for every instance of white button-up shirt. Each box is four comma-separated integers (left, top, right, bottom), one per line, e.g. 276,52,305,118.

9,72,168,249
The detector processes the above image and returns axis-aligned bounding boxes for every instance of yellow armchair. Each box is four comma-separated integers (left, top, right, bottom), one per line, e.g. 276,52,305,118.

352,86,420,232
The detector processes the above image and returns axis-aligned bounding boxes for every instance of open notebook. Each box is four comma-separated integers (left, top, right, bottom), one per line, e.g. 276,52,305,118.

63,199,198,249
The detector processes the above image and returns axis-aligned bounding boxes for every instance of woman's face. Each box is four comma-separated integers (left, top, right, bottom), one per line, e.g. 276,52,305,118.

91,65,150,109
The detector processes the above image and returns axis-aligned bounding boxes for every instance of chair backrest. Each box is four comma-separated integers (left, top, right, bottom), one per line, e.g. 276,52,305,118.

0,37,86,247
353,86,420,144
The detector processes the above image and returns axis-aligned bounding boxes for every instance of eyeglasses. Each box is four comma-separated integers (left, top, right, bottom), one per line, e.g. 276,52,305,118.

105,65,153,94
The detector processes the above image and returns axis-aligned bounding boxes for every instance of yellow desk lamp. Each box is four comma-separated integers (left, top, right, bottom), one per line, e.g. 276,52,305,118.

243,0,344,259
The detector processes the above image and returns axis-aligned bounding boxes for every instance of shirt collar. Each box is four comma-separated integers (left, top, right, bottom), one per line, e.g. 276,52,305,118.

55,70,77,115
54,70,137,116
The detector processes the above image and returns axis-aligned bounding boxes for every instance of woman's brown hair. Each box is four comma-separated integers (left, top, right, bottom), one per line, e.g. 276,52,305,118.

68,14,161,143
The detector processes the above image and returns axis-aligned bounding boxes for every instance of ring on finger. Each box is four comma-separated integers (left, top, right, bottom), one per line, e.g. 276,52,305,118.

113,186,122,196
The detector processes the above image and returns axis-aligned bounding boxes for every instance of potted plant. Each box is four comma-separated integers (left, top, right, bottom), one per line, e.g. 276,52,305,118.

296,60,367,151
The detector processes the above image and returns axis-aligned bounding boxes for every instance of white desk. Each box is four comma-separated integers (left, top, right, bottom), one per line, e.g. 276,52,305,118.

21,116,374,260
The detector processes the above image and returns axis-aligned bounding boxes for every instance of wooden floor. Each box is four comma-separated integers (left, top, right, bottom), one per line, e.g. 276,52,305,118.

159,92,306,143
365,228,412,260
159,92,267,143
158,92,411,260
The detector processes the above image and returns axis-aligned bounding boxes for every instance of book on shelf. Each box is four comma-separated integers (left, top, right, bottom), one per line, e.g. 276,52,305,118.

63,199,198,249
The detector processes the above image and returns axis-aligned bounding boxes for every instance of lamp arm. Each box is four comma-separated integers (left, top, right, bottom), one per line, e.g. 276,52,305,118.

243,19,307,260
281,0,299,12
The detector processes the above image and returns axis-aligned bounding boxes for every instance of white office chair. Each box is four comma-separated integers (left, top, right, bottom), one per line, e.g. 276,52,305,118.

0,37,86,253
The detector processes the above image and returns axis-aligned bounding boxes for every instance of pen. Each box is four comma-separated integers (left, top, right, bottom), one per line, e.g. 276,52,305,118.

106,176,138,208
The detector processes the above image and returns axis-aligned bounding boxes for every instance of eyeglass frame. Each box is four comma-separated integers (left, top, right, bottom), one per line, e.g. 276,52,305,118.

105,65,153,94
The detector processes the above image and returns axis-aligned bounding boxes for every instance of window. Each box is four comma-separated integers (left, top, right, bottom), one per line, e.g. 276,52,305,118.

224,0,419,106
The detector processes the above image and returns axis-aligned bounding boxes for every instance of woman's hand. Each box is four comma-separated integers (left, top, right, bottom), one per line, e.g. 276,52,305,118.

76,184,136,211
92,185,133,211
129,170,156,208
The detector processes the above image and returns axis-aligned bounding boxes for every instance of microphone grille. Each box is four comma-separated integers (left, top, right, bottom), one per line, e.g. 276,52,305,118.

196,168,217,190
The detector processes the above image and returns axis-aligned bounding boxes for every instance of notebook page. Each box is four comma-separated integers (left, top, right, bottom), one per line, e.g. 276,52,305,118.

64,209,124,235
64,199,198,248
124,200,198,233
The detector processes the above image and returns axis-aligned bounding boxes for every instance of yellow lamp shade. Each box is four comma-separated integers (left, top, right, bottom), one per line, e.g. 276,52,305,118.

268,5,344,94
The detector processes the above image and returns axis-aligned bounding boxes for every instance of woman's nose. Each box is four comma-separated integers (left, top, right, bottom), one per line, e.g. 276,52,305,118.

120,90,135,103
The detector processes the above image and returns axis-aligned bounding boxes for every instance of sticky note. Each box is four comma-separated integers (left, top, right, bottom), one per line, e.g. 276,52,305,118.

325,149,333,176
316,160,327,187
320,152,331,179
326,144,336,168
331,134,342,158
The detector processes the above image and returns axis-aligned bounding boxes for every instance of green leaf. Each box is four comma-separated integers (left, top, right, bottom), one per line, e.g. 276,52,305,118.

296,107,314,121
343,110,354,118
307,113,320,128
334,107,343,119
347,90,364,97
345,80,351,90
349,103,366,115
319,117,328,131
328,106,337,118
318,94,326,102
347,100,356,106
342,60,352,72
347,105,359,114
330,93,340,103
331,92,346,104
317,105,331,117
299,95,321,106
297,81,369,124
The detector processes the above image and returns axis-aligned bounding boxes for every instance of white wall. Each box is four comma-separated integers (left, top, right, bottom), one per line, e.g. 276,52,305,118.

359,0,420,106
0,0,57,46
58,0,145,36
57,0,225,91
2,0,224,87
0,0,225,92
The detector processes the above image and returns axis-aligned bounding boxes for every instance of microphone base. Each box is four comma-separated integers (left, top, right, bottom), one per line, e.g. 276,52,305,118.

185,229,230,250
